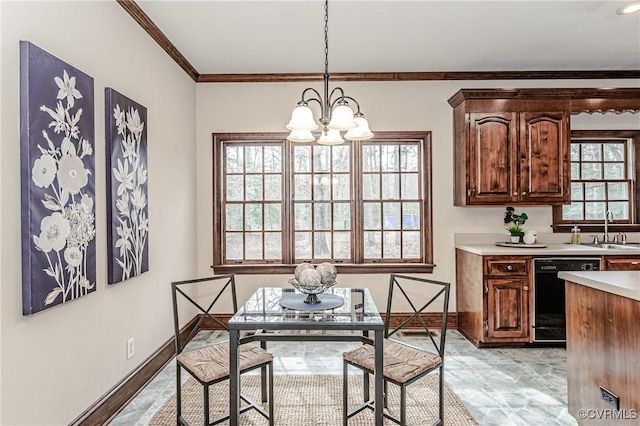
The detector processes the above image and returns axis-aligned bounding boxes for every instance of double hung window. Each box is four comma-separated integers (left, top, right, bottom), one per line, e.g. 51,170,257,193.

553,130,640,230
212,132,433,274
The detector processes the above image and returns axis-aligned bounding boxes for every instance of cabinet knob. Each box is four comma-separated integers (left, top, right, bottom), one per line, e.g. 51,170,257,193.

522,191,528,196
507,265,513,271
513,191,519,196
524,286,529,291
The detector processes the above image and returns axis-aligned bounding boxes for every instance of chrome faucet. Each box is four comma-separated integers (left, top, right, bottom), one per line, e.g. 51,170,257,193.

611,231,627,244
604,210,613,243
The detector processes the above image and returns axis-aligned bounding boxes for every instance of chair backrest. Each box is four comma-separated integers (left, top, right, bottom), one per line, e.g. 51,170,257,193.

171,275,237,354
384,274,451,358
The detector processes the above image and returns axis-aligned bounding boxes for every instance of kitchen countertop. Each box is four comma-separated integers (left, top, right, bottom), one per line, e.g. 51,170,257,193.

558,271,640,301
455,242,640,256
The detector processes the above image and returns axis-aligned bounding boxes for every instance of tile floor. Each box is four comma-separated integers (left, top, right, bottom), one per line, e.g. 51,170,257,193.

108,330,577,426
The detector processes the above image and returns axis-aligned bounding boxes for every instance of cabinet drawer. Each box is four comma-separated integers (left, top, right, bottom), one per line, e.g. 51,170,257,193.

485,258,529,276
604,257,640,271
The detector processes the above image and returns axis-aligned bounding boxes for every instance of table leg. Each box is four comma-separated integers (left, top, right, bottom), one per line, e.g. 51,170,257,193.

374,329,383,426
362,330,370,402
229,329,240,426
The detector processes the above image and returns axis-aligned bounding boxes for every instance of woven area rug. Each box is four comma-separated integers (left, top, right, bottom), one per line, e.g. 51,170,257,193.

149,374,478,425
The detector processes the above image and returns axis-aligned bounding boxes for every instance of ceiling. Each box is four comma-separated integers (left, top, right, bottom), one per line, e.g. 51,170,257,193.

133,0,640,78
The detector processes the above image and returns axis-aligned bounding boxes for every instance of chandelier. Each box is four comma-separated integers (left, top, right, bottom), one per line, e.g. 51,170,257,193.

286,0,373,145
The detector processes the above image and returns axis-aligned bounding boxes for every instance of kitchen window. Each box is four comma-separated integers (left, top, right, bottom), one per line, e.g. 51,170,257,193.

212,132,433,274
552,130,640,231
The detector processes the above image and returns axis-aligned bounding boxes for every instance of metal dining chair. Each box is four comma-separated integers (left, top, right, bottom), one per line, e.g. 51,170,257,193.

172,275,274,426
342,274,451,426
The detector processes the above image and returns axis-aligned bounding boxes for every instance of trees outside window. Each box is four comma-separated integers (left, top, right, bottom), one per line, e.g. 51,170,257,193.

553,130,640,231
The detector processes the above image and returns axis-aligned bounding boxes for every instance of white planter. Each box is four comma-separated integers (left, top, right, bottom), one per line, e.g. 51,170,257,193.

510,236,521,243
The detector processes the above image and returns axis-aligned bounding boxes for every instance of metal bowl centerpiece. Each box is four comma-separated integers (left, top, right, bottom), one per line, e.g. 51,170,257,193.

288,262,338,304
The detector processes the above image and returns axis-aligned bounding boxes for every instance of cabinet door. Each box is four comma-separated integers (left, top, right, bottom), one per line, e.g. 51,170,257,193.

485,278,530,341
467,113,518,204
519,112,569,204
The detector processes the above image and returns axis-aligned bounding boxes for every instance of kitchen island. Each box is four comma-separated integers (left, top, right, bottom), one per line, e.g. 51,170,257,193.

558,271,640,425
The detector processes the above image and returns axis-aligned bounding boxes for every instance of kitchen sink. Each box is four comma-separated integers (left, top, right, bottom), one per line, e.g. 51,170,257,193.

579,243,640,250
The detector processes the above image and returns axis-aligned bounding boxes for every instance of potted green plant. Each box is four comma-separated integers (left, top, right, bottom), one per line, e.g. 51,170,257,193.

506,223,524,242
504,207,528,243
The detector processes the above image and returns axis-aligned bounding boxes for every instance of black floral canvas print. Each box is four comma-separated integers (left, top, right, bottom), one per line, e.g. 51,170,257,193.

105,88,149,284
20,41,96,315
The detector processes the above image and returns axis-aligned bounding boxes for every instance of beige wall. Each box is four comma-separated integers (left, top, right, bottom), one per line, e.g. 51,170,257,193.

1,1,639,424
1,1,197,424
196,80,640,306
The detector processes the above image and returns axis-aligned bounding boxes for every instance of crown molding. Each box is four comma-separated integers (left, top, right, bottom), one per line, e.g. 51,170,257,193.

197,70,640,83
118,0,640,84
117,0,199,82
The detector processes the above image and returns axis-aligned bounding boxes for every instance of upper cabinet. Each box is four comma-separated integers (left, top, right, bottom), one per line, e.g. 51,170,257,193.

520,111,569,203
448,88,640,206
450,89,569,206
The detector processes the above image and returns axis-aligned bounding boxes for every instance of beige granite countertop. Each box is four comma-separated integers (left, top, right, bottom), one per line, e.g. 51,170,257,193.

558,271,640,301
454,242,640,256
454,233,640,256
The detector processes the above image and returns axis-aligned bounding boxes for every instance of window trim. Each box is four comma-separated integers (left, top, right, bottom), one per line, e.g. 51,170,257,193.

212,131,434,274
552,130,640,233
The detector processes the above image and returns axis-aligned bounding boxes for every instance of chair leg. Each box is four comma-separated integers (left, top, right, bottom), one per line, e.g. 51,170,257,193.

343,360,349,426
268,362,274,426
176,364,182,424
204,384,210,426
261,365,267,403
400,385,407,426
383,380,388,408
363,370,369,403
439,365,444,422
261,341,268,403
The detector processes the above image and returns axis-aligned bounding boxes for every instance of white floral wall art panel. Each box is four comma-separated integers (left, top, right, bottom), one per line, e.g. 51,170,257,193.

105,88,149,284
19,41,96,315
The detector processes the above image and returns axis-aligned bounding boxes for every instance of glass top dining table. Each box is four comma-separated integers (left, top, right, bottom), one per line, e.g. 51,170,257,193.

228,287,385,425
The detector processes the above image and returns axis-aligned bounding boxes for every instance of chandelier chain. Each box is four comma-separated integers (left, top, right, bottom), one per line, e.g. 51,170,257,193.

324,0,329,76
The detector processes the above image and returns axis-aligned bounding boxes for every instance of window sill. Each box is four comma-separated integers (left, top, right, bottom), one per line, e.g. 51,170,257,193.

211,263,435,275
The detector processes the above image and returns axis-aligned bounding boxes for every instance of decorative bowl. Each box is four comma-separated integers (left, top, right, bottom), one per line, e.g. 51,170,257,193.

289,263,338,303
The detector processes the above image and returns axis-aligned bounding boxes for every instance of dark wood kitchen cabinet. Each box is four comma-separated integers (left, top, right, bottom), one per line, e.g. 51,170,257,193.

565,279,640,425
456,250,532,346
602,256,640,271
449,89,570,206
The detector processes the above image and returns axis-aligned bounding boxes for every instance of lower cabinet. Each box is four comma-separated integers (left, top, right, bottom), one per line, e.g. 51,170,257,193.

485,278,530,341
456,250,640,348
603,256,640,271
456,249,532,347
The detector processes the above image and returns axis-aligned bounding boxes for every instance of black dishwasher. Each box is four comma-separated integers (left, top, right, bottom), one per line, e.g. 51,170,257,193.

533,257,601,343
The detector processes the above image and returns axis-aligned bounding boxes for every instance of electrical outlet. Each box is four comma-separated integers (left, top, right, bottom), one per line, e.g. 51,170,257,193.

127,338,135,359
600,385,619,410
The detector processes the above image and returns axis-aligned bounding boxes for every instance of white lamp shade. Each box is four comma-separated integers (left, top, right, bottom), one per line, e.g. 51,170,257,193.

286,105,319,131
617,0,640,14
318,128,344,145
287,129,315,143
327,104,357,130
345,116,374,141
